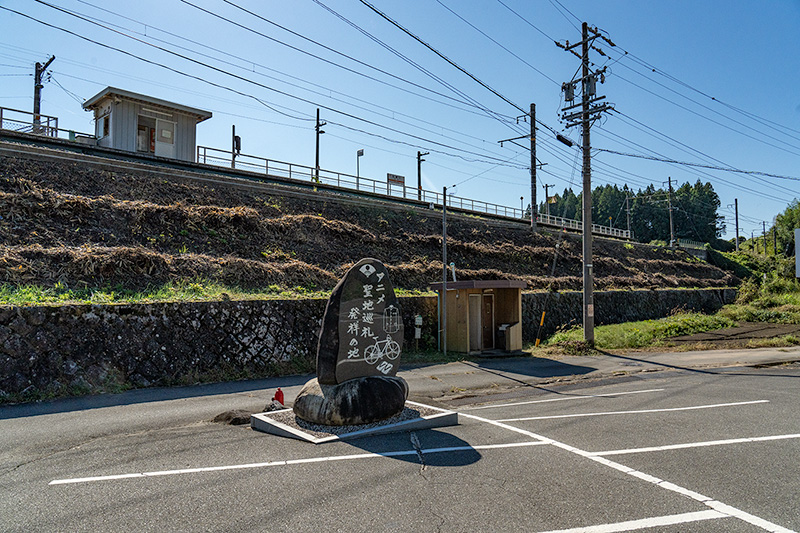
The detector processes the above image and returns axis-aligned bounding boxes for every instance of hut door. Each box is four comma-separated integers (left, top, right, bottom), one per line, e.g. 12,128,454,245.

468,294,481,352
482,294,495,350
154,119,176,159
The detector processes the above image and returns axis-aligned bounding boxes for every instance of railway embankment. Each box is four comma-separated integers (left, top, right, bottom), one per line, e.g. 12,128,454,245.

0,143,742,401
0,145,737,293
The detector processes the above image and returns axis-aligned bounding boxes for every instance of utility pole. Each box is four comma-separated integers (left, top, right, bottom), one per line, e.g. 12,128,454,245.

441,186,448,356
530,103,537,230
735,198,740,252
773,225,777,255
625,194,632,237
667,176,675,247
543,183,555,216
33,55,55,132
314,108,326,183
763,221,767,257
417,151,429,201
558,22,614,345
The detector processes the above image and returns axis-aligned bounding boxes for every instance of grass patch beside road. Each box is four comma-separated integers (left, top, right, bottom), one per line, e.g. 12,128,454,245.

544,312,735,351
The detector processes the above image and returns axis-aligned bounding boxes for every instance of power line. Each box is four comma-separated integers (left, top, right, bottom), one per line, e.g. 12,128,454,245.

358,0,566,142
433,0,560,85
358,0,526,116
610,111,798,199
67,0,510,148
611,67,800,158
10,2,523,167
197,0,507,122
597,149,800,182
312,0,515,130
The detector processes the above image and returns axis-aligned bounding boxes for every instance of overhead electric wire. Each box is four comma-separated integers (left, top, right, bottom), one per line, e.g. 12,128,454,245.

610,111,799,198
10,3,524,168
74,0,500,123
596,149,800,182
548,0,582,31
190,0,509,122
311,0,515,130
617,47,800,139
66,0,509,150
433,0,559,85
357,0,563,139
594,127,792,203
610,67,800,158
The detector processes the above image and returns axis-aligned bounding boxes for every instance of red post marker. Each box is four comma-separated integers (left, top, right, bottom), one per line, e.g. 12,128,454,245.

273,388,284,405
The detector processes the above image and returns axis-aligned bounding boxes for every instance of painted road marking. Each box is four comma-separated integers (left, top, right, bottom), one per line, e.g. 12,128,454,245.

462,389,665,411
533,509,726,533
592,433,800,456
496,400,770,422
49,440,547,485
460,412,794,533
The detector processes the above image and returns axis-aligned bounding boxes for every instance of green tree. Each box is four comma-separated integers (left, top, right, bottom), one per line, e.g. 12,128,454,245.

775,199,800,256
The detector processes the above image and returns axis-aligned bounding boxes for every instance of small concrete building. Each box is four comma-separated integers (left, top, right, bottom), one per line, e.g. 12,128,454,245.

430,280,525,354
82,87,212,162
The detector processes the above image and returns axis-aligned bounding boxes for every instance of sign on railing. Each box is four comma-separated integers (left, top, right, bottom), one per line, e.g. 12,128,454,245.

196,145,631,239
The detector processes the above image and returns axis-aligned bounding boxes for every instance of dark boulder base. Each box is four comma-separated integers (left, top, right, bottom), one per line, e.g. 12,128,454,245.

293,375,409,426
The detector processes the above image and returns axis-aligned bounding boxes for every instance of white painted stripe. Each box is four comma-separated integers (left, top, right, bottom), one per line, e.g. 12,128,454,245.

533,510,726,533
706,501,796,533
592,433,800,456
496,400,770,422
463,389,665,411
48,440,546,486
459,412,793,533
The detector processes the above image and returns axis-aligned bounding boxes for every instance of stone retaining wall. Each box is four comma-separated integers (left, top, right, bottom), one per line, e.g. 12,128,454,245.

0,289,733,401
522,288,737,341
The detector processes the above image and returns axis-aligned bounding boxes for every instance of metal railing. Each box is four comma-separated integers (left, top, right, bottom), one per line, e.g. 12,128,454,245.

537,213,631,239
676,238,706,250
197,145,631,239
197,145,523,217
0,106,96,144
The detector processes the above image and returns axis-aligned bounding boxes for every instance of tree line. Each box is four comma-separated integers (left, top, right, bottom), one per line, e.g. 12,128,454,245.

539,180,725,245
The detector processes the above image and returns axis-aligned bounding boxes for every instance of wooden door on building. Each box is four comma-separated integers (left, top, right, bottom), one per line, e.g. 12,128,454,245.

468,294,482,352
482,294,495,350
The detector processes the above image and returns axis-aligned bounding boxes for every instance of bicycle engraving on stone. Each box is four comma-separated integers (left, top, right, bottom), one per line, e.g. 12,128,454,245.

364,335,401,368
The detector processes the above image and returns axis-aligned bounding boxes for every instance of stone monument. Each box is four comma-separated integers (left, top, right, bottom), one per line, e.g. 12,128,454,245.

293,258,408,425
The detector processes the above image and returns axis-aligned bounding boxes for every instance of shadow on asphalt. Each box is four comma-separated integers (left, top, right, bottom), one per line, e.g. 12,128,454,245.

462,356,595,386
345,428,482,467
0,374,312,420
598,351,800,378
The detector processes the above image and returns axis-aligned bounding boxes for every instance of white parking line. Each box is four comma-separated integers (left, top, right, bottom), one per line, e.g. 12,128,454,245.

49,440,547,485
591,433,800,456
462,389,665,411
533,509,726,533
460,412,794,533
496,400,770,422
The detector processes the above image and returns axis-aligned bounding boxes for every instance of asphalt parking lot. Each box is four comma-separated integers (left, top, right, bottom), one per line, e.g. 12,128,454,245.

1,360,799,532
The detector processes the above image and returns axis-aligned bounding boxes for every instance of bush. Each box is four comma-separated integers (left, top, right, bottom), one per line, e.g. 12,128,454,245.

705,248,753,279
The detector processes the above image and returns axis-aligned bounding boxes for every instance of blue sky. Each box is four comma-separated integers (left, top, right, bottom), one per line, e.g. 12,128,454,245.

2,0,799,240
